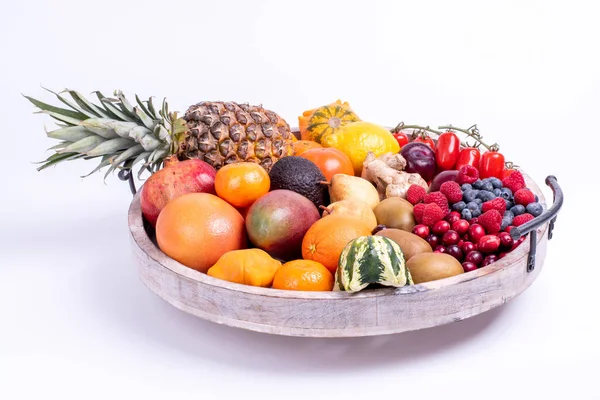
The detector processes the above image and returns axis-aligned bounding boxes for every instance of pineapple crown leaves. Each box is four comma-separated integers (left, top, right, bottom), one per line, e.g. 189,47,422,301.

24,87,186,180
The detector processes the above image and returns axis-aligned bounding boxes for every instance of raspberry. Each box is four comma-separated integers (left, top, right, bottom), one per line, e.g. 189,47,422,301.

478,210,502,234
482,198,507,214
424,191,450,216
406,184,427,205
513,213,534,226
456,165,479,185
422,203,445,227
440,181,463,203
413,203,427,224
514,189,535,206
502,170,525,193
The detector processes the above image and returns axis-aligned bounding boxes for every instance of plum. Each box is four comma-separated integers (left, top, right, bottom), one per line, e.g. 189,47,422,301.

400,142,436,182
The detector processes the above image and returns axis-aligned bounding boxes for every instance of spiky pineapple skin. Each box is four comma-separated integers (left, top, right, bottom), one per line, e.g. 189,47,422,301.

179,101,295,172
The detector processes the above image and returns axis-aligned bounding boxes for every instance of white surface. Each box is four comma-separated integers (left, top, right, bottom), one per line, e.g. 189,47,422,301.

0,0,597,399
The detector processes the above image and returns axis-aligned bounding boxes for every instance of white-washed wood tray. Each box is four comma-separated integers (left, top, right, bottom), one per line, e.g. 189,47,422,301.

127,168,563,337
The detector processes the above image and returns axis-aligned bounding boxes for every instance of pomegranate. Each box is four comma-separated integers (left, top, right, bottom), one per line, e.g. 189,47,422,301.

140,158,217,226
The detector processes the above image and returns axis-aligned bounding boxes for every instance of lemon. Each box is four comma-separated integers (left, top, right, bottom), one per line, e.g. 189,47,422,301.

321,121,400,175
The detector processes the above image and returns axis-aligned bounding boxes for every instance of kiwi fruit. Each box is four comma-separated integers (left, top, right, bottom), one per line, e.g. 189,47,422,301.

373,197,415,232
406,252,464,284
375,228,432,260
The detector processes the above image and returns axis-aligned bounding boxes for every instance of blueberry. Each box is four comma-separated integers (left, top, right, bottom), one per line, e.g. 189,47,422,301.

534,194,539,202
504,199,513,210
474,198,483,205
461,183,473,191
503,210,514,224
500,187,513,200
493,188,502,197
482,182,494,192
471,208,482,217
453,201,467,212
510,204,526,216
472,180,484,189
463,189,479,203
477,190,496,201
501,218,510,231
461,208,473,220
467,201,479,212
526,202,543,217
490,178,503,189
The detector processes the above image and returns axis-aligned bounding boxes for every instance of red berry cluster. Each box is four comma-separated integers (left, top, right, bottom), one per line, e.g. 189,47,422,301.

408,180,529,273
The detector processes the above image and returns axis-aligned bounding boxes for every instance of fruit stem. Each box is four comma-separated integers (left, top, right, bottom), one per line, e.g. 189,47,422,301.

438,124,499,152
319,181,331,186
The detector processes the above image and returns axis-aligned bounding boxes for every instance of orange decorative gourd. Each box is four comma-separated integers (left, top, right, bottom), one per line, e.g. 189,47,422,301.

298,100,360,144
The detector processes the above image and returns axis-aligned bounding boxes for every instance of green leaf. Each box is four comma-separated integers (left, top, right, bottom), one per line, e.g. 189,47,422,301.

147,97,158,119
65,89,113,118
86,137,135,157
60,135,106,153
95,91,129,121
24,95,88,120
37,110,83,126
36,152,83,171
135,95,153,120
80,118,120,139
46,126,92,142
111,144,144,166
81,155,113,177
114,90,140,122
134,105,157,131
41,87,98,119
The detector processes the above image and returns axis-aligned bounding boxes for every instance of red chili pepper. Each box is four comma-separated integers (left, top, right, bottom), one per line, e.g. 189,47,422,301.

455,147,481,170
479,151,505,179
414,136,435,151
435,131,461,170
392,131,410,148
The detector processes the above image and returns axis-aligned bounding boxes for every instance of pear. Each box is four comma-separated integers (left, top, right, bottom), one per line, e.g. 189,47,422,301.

320,199,378,230
325,174,380,210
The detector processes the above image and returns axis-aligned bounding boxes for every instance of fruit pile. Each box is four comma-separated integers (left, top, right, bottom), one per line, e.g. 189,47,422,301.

27,91,545,294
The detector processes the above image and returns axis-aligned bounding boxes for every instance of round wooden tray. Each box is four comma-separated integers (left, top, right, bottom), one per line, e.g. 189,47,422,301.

127,169,561,338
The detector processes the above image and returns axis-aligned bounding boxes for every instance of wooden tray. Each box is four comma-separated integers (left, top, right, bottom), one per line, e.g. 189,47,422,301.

127,170,561,338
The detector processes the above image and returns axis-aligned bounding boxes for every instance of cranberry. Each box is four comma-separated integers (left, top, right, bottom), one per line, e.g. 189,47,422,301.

435,245,447,253
498,252,508,259
478,235,501,253
426,234,440,249
461,241,476,254
462,261,478,272
497,232,514,250
511,235,526,250
465,250,483,266
452,219,470,236
442,230,460,245
468,224,486,243
446,211,461,224
482,254,499,266
447,244,464,261
457,239,465,248
412,224,430,239
432,220,451,235
470,217,479,225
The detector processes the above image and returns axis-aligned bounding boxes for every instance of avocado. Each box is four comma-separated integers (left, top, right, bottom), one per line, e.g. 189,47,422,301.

269,156,329,209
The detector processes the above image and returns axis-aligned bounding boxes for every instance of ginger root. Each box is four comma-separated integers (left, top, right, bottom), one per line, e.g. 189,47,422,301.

361,152,428,200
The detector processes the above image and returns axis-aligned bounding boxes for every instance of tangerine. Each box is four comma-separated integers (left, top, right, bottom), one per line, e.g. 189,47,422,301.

272,260,333,291
155,193,247,273
215,162,270,208
298,147,354,181
293,140,322,155
301,215,372,274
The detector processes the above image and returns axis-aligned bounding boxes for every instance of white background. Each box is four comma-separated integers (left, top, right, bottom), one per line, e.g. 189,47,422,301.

1,1,598,399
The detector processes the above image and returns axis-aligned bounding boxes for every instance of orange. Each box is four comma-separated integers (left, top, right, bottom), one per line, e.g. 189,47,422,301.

272,260,334,291
215,162,270,208
301,215,372,274
293,140,322,155
298,147,354,181
156,193,247,273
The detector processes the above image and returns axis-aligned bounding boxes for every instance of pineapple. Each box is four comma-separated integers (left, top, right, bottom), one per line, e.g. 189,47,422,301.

25,88,295,178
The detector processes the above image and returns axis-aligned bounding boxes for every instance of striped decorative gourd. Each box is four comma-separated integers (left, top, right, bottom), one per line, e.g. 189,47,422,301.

335,236,413,293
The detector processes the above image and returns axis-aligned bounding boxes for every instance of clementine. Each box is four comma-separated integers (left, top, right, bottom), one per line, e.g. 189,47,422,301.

301,215,372,274
155,193,247,273
215,162,270,208
299,147,354,181
272,260,333,291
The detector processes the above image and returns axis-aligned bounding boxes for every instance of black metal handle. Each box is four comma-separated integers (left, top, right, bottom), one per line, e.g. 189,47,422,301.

118,169,137,195
508,175,563,272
